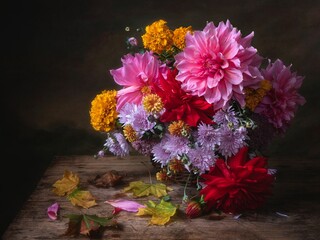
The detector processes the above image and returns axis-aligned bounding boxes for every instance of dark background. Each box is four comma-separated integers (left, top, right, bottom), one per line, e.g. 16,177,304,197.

1,0,319,236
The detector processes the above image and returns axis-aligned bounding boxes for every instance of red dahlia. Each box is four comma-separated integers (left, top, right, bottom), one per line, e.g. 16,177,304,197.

200,147,275,214
153,69,215,127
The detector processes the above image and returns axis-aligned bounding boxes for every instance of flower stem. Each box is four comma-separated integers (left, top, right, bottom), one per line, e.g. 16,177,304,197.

183,173,192,202
141,161,153,184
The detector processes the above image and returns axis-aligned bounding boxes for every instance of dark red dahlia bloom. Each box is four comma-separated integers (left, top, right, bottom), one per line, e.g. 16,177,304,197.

153,68,215,127
199,147,275,214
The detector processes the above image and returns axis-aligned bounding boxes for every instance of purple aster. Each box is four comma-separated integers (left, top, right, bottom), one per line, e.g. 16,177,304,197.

188,147,216,174
216,125,248,158
118,103,156,135
131,139,157,156
151,142,171,167
196,123,219,150
213,106,239,127
151,134,190,167
162,134,190,157
104,132,129,157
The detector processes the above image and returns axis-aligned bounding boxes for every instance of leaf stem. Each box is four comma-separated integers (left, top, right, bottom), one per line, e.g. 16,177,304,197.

141,161,153,184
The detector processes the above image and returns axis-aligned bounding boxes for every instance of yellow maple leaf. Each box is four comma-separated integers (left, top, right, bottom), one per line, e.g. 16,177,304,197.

136,200,177,225
52,170,79,196
52,170,97,209
68,189,97,209
123,181,172,198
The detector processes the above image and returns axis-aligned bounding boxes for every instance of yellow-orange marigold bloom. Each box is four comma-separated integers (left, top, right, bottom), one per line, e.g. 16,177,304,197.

168,120,190,136
142,93,164,114
142,19,173,54
245,80,272,111
123,124,137,142
173,26,193,50
89,90,117,132
169,158,185,173
156,170,169,181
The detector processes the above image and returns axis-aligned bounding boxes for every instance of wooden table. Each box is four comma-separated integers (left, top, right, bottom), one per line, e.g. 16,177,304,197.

3,155,320,240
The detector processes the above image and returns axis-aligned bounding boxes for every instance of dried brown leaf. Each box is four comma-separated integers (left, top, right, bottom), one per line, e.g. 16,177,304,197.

88,170,124,188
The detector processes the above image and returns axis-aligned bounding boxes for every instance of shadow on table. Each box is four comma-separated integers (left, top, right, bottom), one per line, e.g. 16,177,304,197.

0,117,104,236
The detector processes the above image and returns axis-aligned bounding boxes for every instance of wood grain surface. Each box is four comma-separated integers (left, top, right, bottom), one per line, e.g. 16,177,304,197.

3,155,320,240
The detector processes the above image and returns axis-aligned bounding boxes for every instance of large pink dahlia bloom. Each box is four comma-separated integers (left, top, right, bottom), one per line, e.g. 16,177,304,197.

174,20,261,110
110,51,163,110
255,59,306,132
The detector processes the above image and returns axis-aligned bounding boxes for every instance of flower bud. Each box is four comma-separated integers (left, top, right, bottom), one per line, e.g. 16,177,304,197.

185,201,202,218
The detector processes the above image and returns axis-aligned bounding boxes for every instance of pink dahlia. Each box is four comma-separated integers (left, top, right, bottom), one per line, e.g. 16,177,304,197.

174,20,261,110
255,59,306,132
110,51,163,110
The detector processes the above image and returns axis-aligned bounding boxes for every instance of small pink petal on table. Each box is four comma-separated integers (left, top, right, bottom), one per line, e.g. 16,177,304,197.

47,202,60,220
105,199,145,213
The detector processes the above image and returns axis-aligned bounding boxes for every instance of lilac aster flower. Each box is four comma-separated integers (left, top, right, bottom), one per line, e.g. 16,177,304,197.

118,103,136,124
196,123,219,150
118,103,156,135
162,134,190,158
188,147,216,174
151,134,190,167
213,106,239,126
131,139,157,156
151,142,171,167
104,132,129,157
217,126,248,158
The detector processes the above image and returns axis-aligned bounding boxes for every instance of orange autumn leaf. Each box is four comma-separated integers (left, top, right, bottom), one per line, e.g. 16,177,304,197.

52,170,79,196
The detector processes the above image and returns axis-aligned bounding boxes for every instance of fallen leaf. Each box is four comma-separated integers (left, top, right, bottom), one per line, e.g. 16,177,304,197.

136,200,178,225
88,170,124,188
123,181,171,198
47,202,59,220
64,214,116,238
52,170,79,196
68,189,97,209
52,170,97,209
105,199,145,213
208,212,227,221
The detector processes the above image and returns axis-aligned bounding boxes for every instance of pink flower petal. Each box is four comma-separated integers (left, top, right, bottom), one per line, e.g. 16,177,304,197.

105,199,145,213
174,20,260,109
47,202,59,220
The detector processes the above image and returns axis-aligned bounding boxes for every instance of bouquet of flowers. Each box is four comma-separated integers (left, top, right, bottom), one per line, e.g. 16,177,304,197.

90,19,305,215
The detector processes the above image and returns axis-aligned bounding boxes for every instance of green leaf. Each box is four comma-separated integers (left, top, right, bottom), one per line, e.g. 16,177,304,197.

64,214,115,237
136,200,178,225
83,214,113,227
123,181,172,198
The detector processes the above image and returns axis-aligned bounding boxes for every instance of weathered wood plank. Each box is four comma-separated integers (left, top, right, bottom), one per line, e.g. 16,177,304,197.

3,155,320,240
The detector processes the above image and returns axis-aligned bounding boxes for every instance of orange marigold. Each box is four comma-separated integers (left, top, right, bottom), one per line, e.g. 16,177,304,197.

245,80,272,111
142,19,173,54
123,124,137,142
89,90,117,132
169,158,185,173
173,26,193,49
142,93,164,114
168,120,190,136
156,170,169,181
